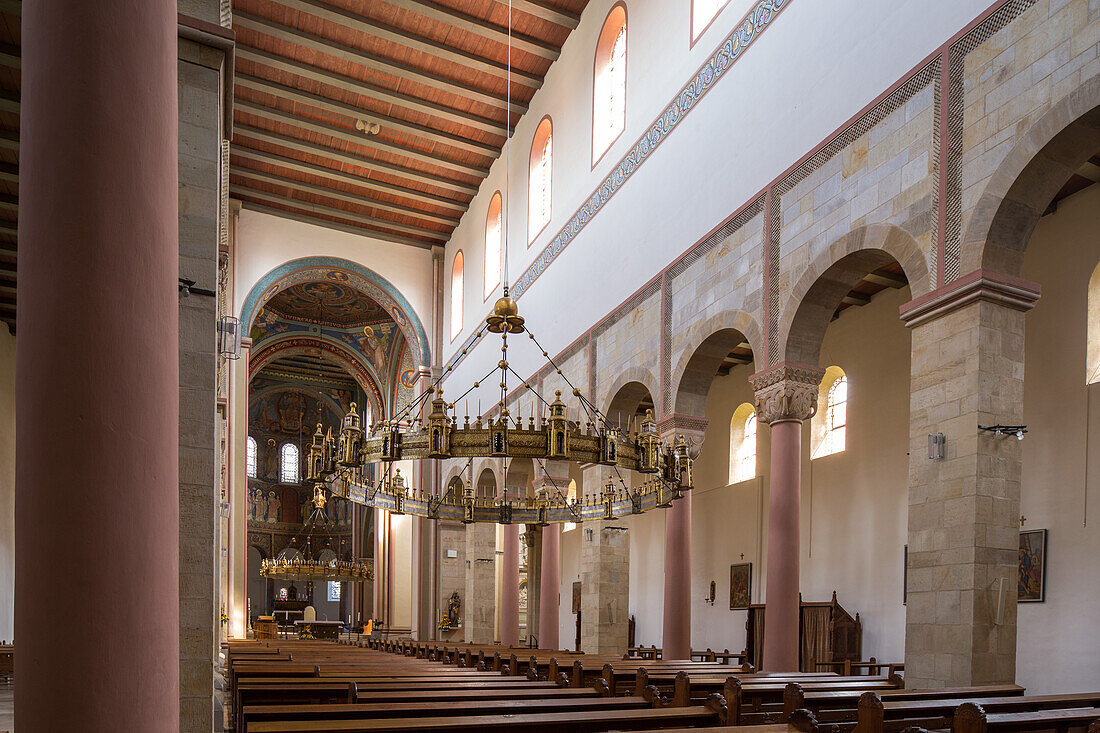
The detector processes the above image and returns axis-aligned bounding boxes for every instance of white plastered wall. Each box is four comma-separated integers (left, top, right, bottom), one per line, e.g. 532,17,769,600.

1017,185,1100,695
443,0,990,393
233,208,434,339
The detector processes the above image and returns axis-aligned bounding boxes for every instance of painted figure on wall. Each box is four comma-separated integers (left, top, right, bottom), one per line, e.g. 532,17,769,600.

267,490,281,523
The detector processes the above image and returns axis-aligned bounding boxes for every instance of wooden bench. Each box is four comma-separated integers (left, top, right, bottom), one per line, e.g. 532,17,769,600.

244,695,731,732
953,701,1100,732
855,690,1100,732
783,682,1026,723
242,694,652,731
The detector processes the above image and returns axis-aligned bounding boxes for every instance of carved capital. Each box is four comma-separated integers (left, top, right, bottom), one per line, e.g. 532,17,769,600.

657,414,708,459
749,363,825,424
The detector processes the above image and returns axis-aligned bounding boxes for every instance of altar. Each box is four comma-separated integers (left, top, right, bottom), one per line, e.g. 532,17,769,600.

295,620,343,640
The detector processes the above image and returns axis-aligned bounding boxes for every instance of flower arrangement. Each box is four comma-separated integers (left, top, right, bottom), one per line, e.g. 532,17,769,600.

220,604,229,626
437,611,454,632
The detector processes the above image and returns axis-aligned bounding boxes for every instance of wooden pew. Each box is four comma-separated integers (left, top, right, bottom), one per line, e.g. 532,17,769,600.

244,693,731,732
784,682,1026,723
953,701,1100,732
242,694,652,731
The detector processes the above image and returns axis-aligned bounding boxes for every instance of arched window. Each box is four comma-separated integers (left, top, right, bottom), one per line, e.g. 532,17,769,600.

593,5,626,163
1088,261,1100,384
528,117,553,244
564,479,578,532
246,436,257,478
728,403,757,484
824,376,848,456
692,0,731,43
485,192,502,300
280,443,299,483
451,251,464,341
812,366,847,458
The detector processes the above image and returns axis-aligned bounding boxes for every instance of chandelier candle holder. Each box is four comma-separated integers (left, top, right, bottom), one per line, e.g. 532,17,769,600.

302,296,695,526
260,485,374,583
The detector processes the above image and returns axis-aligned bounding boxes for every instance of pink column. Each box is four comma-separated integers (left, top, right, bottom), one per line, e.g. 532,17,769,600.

662,491,692,660
500,524,521,646
538,523,560,649
16,0,180,730
762,419,802,671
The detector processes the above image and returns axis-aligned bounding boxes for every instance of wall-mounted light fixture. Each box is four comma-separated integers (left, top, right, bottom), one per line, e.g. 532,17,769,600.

928,432,946,460
218,315,242,360
979,424,1028,441
703,580,716,606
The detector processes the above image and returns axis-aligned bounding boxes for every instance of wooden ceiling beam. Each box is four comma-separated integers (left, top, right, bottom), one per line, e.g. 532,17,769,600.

230,185,448,244
0,193,15,212
237,198,436,250
0,89,18,115
841,292,872,306
235,98,490,179
0,162,16,183
274,0,543,88
233,122,478,197
231,165,461,229
231,160,462,226
0,129,16,151
231,146,467,215
0,222,15,238
0,42,19,68
386,0,560,60
0,1,18,17
236,72,500,157
509,0,580,29
235,11,529,115
237,47,509,136
863,269,908,288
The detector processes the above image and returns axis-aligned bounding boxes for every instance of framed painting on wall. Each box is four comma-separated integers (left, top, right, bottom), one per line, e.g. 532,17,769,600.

729,562,752,609
1018,529,1047,602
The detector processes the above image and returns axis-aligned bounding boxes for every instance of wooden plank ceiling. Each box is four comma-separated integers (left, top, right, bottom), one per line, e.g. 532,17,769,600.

0,1,17,333
230,0,589,250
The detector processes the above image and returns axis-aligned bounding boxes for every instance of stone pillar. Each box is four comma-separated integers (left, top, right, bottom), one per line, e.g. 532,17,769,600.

17,0,180,729
500,523,521,646
579,465,630,655
523,527,540,645
751,364,824,671
533,462,569,650
661,492,692,659
464,521,497,644
900,275,1038,688
538,524,560,649
656,417,706,661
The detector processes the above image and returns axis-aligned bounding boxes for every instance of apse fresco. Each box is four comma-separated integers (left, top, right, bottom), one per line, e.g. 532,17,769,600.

261,282,391,328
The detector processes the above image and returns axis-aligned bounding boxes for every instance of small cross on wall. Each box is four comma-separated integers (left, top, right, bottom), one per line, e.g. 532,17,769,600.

1020,515,1027,527
739,553,745,560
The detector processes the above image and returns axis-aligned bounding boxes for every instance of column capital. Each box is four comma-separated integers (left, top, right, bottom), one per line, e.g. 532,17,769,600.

750,362,825,425
657,414,708,458
899,269,1040,328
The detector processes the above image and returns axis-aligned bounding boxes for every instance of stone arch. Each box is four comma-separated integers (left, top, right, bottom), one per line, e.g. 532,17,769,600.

249,334,386,418
442,463,467,492
504,458,535,499
597,365,659,423
779,224,926,366
670,309,763,419
239,256,432,370
475,466,498,500
963,74,1100,277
